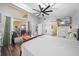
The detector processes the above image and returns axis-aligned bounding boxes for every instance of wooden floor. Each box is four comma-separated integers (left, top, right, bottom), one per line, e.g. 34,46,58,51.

1,44,21,56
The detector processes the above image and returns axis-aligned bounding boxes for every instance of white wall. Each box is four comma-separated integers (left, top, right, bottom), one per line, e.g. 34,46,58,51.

28,13,41,36
0,3,27,19
39,17,57,35
72,9,79,29
28,13,41,24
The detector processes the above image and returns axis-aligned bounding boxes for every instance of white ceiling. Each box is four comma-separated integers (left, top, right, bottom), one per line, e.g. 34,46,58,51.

13,3,79,18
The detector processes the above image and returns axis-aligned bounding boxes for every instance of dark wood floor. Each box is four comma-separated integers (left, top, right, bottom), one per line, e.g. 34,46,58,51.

1,44,21,56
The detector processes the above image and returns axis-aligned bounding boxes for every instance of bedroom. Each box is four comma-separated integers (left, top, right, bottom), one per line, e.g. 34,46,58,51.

0,3,79,56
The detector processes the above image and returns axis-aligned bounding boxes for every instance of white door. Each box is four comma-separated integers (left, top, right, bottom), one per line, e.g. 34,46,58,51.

38,24,43,35
45,22,52,35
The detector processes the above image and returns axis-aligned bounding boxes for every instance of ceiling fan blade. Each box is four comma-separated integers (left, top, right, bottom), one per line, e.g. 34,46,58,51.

37,14,40,16
43,11,49,15
43,5,50,11
45,10,53,12
42,14,44,16
38,5,43,11
32,9,40,12
37,12,41,16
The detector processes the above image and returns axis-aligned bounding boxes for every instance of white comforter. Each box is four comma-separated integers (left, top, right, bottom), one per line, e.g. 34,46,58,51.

21,35,79,56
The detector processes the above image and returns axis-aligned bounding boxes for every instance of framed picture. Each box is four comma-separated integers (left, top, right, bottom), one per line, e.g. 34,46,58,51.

62,16,71,24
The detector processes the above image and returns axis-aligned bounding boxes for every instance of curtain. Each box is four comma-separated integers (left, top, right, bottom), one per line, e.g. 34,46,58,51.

3,16,11,46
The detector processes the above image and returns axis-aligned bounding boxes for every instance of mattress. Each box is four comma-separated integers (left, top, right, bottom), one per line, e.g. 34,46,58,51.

21,35,79,56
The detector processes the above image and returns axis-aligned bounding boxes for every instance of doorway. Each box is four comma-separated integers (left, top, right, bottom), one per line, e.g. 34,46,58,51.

11,18,27,44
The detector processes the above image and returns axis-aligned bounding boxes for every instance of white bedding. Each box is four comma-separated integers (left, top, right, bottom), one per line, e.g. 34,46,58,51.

21,35,79,56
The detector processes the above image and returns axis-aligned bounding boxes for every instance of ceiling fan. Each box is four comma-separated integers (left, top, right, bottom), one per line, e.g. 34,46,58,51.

33,3,56,17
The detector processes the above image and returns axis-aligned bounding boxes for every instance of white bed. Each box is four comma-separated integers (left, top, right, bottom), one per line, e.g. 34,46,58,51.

21,35,79,56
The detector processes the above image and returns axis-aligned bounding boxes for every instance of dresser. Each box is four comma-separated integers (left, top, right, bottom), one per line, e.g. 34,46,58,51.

57,26,69,38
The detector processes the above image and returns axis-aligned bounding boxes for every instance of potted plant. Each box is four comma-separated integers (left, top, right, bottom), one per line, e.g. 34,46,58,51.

56,18,62,26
